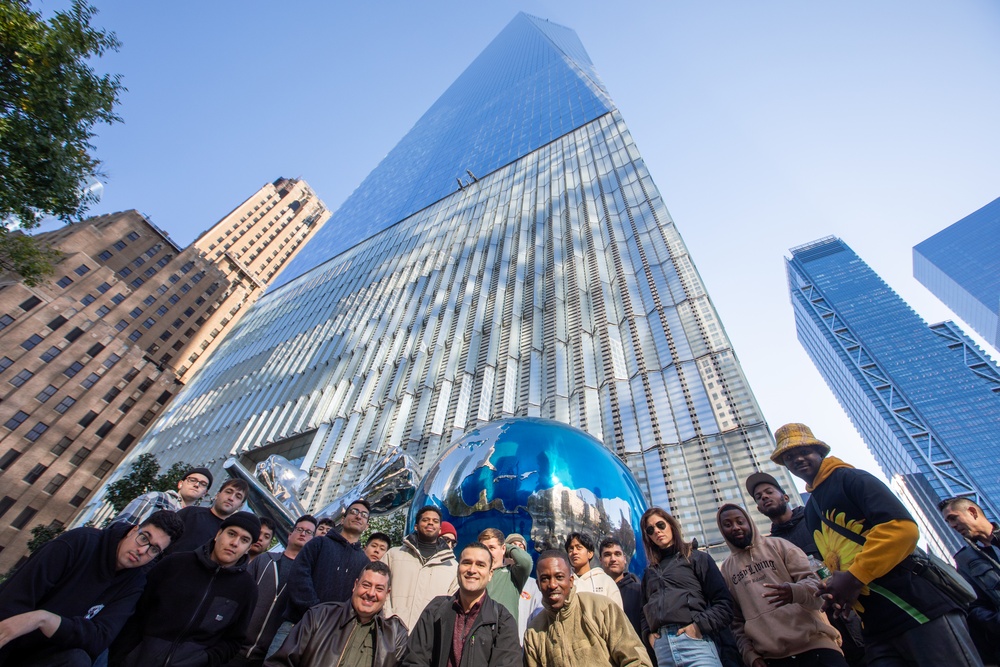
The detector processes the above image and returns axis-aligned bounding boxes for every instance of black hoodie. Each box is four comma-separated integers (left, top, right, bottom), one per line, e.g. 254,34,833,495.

109,541,257,667
0,522,147,662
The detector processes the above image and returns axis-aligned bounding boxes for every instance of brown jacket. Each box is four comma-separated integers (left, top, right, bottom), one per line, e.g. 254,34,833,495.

524,588,651,667
264,600,407,667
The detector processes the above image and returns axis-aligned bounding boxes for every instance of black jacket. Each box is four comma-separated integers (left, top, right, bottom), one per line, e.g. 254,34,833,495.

0,522,147,662
640,548,734,639
169,506,224,554
110,542,257,667
769,506,820,558
234,551,293,661
402,593,520,667
954,528,1000,662
284,530,370,623
616,571,644,639
264,600,408,667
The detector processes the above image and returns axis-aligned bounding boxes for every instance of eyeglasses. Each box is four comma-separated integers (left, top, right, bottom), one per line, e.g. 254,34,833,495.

135,529,163,557
292,526,314,536
443,536,457,547
644,520,668,537
346,507,370,520
183,477,210,488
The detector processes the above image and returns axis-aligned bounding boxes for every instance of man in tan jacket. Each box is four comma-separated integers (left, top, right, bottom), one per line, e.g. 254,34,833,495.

381,506,458,631
524,550,650,667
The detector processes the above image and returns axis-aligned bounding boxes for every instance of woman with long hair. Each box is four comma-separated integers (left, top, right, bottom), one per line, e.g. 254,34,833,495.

640,507,734,667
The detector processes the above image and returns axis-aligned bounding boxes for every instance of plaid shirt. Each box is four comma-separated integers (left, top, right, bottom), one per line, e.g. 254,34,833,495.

111,490,184,526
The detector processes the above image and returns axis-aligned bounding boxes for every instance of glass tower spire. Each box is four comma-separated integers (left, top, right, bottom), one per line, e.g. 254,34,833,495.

82,13,794,552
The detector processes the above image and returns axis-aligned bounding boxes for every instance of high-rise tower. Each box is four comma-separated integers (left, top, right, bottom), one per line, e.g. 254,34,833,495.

914,196,1000,352
82,14,793,553
787,236,1000,555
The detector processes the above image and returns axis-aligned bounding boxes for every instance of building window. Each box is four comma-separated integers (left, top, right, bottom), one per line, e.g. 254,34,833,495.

0,357,11,373
64,327,83,342
138,378,153,392
156,284,168,295
126,231,140,241
111,293,125,305
22,464,46,484
129,307,143,318
21,334,43,350
98,250,112,261
86,342,105,357
183,307,195,317
0,496,15,518
78,411,98,427
118,397,136,413
180,284,191,294
43,474,67,495
63,361,84,377
141,317,155,329
128,330,142,342
19,296,42,311
24,422,47,441
143,295,156,306
50,437,72,455
113,240,127,251
10,506,37,529
56,276,73,288
102,387,121,402
115,320,127,332
96,305,110,317
94,459,114,478
69,447,91,466
97,282,111,293
169,275,179,284
39,346,61,362
159,331,171,342
95,421,114,438
80,374,101,389
74,264,91,276
119,267,131,277
143,268,156,279
80,294,96,306
36,385,57,402
69,487,91,507
103,353,121,369
138,410,156,426
132,256,145,268
130,277,144,289
0,449,22,470
54,397,76,414
181,262,194,274
0,314,12,330
47,315,68,330
117,434,136,451
156,305,168,316
123,368,139,382
10,369,33,387
168,295,180,305
145,245,161,258
4,411,29,430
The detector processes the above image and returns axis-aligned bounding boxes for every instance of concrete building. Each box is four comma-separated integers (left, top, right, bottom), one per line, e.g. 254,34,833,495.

0,179,328,570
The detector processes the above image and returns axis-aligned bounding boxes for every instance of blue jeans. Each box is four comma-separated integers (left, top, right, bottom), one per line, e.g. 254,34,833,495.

653,624,723,667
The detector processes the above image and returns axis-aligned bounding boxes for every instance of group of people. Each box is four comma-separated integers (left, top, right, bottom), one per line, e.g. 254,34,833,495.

0,423,998,667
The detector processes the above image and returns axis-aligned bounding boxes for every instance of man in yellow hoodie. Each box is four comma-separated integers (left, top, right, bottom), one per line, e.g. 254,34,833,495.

717,503,845,667
773,423,982,667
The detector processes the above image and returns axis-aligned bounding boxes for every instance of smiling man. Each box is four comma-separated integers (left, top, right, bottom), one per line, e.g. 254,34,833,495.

265,561,407,667
774,423,982,667
403,542,519,667
169,478,251,553
0,510,183,667
109,512,261,667
524,550,650,667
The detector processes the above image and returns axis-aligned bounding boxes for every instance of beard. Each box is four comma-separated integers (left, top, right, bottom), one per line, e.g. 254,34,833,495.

761,500,789,520
729,533,753,549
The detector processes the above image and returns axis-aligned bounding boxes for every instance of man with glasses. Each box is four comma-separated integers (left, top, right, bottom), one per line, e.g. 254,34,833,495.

0,510,183,666
284,501,372,625
226,516,317,667
169,478,251,553
112,466,214,527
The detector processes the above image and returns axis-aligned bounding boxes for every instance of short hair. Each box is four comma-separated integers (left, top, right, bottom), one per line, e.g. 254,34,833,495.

415,505,442,521
478,528,504,543
360,560,391,579
140,510,184,544
295,514,318,529
599,537,624,555
938,497,980,513
317,517,335,528
366,531,391,547
537,549,572,571
348,498,372,513
564,532,594,553
219,478,250,496
258,516,276,533
459,541,493,561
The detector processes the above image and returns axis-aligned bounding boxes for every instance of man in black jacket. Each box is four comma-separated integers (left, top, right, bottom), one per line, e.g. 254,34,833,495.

599,537,643,639
169,479,251,553
746,472,818,557
265,561,407,667
109,512,261,667
403,542,519,667
0,510,183,667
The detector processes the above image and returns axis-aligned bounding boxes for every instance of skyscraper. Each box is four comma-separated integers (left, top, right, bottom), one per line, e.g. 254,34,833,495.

914,196,1000,352
83,13,793,553
787,236,1000,555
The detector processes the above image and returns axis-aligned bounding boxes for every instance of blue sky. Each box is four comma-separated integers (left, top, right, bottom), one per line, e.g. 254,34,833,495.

47,1,1000,488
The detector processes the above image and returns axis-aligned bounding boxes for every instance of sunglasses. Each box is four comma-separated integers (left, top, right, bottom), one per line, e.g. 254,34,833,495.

644,520,668,536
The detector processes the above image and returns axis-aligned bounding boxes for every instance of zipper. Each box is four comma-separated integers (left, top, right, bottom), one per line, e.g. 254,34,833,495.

162,566,219,666
334,622,358,667
247,560,283,657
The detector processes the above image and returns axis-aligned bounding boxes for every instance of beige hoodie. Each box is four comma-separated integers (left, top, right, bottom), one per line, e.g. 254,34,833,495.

717,503,841,664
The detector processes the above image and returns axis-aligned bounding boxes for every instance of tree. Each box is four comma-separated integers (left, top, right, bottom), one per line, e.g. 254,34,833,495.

363,511,406,547
0,0,124,283
103,453,192,515
26,522,66,554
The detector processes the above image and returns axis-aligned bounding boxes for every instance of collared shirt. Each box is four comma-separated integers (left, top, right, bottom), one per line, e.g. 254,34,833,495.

448,593,484,667
341,616,376,667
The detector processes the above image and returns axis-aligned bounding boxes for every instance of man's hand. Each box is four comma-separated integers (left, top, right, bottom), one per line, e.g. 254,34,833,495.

0,610,59,649
762,582,793,607
818,571,863,618
676,623,702,640
648,632,660,648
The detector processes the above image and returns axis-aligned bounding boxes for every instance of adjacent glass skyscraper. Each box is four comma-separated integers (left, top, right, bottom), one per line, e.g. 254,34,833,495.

787,236,1000,555
914,196,1000,352
82,13,793,551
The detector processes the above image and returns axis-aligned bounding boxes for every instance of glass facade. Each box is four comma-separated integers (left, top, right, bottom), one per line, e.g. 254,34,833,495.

82,13,793,551
914,196,1000,352
787,237,1000,555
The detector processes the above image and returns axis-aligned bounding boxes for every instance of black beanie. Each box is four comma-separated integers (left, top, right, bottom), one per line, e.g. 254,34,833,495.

220,512,261,543
184,466,214,489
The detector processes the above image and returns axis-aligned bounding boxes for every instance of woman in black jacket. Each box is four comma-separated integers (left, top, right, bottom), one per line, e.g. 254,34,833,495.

640,507,733,667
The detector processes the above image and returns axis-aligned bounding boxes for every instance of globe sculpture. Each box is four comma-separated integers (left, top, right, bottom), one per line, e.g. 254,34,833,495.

408,417,649,573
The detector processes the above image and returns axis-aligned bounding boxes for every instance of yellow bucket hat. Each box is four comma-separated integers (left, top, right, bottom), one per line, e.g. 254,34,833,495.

770,423,831,465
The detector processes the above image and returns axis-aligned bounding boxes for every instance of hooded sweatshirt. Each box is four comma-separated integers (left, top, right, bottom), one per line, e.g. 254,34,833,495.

717,504,840,664
805,456,957,639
